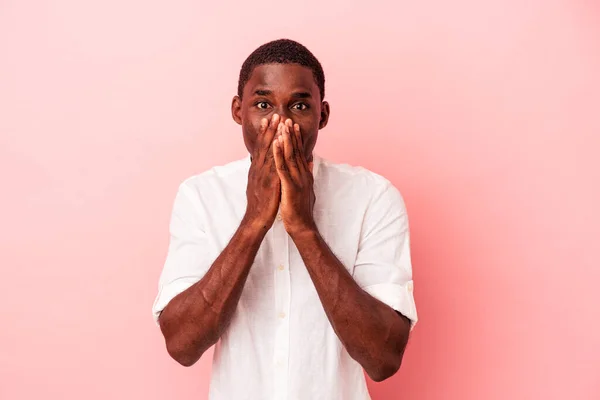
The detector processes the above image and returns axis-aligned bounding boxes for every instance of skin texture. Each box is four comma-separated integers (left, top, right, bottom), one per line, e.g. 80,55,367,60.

231,63,330,163
158,63,411,382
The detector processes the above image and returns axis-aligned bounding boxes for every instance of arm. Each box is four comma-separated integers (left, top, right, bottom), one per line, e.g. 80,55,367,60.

273,119,414,382
158,218,268,367
156,114,283,366
290,229,411,382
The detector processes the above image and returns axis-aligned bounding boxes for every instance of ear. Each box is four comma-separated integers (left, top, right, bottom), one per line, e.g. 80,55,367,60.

231,95,242,125
318,101,330,130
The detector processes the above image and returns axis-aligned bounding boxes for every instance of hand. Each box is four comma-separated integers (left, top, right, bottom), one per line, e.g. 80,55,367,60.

243,113,281,231
272,118,317,237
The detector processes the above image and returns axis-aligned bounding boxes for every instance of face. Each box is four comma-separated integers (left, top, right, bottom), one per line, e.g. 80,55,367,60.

231,63,330,162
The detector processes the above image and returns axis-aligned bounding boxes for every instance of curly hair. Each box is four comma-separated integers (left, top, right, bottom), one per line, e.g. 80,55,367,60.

237,38,325,100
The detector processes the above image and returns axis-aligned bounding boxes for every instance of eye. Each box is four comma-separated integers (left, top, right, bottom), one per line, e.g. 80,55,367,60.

292,103,309,111
256,101,270,110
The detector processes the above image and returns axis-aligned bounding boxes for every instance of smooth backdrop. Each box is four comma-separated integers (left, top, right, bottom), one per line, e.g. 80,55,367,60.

1,1,599,399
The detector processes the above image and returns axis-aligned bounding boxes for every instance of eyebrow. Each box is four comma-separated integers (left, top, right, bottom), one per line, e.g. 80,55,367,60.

254,89,272,96
291,92,312,99
252,89,313,99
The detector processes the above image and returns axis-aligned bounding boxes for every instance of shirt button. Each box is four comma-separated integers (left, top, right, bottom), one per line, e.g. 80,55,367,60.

278,312,286,319
277,264,284,271
407,281,414,293
276,213,282,221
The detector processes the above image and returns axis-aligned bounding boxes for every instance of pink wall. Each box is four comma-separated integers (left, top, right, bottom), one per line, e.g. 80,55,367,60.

1,1,598,399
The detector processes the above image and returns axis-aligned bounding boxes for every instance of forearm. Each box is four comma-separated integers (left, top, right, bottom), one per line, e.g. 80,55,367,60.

158,217,268,366
292,229,411,382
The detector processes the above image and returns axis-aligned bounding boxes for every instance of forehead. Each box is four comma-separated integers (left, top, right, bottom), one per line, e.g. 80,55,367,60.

245,63,319,97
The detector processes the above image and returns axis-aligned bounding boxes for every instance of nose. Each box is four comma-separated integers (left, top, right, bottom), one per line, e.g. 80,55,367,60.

273,106,293,125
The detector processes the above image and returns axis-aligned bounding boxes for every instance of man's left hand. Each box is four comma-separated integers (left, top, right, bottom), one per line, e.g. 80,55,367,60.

272,118,317,238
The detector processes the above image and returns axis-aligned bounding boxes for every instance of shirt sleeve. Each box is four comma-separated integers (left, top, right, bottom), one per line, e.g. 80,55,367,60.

353,181,418,330
151,181,211,326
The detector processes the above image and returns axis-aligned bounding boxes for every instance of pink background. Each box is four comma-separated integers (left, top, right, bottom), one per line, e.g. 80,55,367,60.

1,1,599,399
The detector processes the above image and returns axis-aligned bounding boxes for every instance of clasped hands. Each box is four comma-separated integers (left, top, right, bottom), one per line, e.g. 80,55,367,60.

245,113,316,238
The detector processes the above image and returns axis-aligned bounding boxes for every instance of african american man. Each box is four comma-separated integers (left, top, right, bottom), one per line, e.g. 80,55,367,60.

152,38,418,400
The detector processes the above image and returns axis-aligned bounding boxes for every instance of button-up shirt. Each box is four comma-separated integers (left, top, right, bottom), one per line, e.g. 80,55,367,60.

152,153,418,400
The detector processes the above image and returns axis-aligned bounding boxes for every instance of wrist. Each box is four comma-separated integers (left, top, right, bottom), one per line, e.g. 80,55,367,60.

234,218,270,252
288,222,319,242
241,213,272,234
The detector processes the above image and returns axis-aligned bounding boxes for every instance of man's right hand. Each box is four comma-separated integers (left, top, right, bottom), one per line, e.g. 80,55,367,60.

243,113,282,231
158,113,283,366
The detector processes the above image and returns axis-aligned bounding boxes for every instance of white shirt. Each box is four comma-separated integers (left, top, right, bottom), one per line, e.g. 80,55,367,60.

152,153,418,400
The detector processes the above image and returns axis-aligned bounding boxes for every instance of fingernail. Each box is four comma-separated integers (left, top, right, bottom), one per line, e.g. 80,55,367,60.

260,118,268,128
272,114,279,123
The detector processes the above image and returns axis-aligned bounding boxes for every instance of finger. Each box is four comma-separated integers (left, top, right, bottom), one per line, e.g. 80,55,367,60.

283,125,301,182
275,122,286,165
260,114,280,166
286,119,302,160
293,123,310,172
293,122,304,149
262,113,280,151
268,113,281,141
282,121,294,161
252,117,269,160
269,126,281,172
284,119,297,148
308,161,314,174
260,117,268,133
273,131,291,182
286,119,306,170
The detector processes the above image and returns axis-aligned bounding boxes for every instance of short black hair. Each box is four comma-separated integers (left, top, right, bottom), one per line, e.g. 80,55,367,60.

237,39,325,100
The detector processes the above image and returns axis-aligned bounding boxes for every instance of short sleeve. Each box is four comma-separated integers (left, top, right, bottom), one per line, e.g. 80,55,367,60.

151,182,211,326
353,182,418,330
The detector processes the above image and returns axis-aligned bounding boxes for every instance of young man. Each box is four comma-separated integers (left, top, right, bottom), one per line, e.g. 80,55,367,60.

152,39,418,400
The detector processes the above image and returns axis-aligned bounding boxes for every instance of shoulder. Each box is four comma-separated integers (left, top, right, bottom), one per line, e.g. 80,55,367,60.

177,156,250,198
317,156,404,205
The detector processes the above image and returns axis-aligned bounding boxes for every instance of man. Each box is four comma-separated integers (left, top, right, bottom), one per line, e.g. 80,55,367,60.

152,38,418,400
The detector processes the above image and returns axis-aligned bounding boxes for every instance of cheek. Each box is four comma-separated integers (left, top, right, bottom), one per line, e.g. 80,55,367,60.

299,119,319,141
243,119,261,142
301,130,318,153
